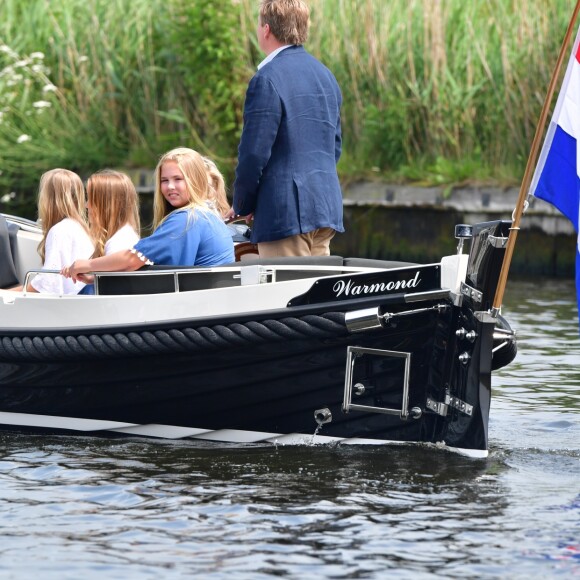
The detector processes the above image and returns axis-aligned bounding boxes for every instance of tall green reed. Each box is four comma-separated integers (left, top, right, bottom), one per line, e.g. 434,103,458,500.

304,0,577,183
0,0,181,194
0,0,578,211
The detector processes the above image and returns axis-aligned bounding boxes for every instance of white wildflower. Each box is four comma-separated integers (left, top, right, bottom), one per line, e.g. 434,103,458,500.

32,100,52,109
0,192,16,203
42,84,57,93
78,55,89,63
6,74,23,86
30,52,45,59
31,64,47,73
13,59,30,68
17,134,31,144
0,45,18,58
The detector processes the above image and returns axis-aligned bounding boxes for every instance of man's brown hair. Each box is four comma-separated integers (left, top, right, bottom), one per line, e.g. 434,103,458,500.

259,0,310,45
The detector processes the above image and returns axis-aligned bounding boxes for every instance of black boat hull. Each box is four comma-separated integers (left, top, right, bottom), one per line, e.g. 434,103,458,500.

0,218,517,457
0,298,494,455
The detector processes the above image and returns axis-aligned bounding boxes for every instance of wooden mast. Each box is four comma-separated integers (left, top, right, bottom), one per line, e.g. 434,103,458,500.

491,0,580,316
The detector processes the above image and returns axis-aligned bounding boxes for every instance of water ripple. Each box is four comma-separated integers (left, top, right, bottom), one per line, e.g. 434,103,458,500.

0,280,578,578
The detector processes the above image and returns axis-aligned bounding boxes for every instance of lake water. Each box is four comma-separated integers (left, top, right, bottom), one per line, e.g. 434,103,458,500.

0,278,578,579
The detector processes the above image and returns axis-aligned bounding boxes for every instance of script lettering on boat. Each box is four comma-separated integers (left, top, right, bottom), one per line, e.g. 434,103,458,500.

287,265,440,306
332,270,422,298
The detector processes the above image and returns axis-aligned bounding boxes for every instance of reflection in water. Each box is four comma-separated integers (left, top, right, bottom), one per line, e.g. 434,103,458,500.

0,438,510,577
0,279,578,578
493,278,580,453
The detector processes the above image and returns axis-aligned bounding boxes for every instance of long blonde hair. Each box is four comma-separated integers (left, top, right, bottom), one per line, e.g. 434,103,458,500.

37,168,88,261
153,147,211,229
203,156,231,218
87,170,141,258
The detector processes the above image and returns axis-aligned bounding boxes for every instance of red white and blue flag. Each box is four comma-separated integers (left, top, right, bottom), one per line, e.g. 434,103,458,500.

531,27,580,322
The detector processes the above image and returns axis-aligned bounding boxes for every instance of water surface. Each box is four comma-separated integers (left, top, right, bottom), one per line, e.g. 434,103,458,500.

0,278,578,579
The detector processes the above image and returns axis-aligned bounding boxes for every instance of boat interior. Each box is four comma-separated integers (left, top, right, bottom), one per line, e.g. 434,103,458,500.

0,213,423,296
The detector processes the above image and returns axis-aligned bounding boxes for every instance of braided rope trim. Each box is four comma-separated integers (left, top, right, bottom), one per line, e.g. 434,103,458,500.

0,312,347,362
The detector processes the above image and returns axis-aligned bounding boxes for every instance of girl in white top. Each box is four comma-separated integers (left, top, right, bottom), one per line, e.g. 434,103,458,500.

86,170,140,258
11,168,94,294
73,170,140,295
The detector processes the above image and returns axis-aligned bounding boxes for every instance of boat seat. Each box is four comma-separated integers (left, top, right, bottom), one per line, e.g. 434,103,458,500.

235,255,344,267
95,268,240,295
222,256,416,269
93,255,418,295
343,257,417,269
96,257,346,295
0,215,19,289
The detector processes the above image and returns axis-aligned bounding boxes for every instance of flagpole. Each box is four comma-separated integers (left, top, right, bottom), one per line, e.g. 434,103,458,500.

491,0,580,316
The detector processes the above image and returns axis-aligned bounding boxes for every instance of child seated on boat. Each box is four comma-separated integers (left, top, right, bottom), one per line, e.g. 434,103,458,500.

78,170,141,295
61,148,235,284
87,170,140,257
9,168,94,294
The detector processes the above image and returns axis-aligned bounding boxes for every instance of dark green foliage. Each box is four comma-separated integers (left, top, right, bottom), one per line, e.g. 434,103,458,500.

0,0,579,208
170,0,252,168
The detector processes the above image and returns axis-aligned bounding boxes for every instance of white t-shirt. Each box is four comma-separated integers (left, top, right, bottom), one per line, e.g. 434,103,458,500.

105,223,140,255
31,218,94,295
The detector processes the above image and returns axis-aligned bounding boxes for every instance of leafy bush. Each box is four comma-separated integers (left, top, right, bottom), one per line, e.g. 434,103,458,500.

169,0,253,174
0,0,578,213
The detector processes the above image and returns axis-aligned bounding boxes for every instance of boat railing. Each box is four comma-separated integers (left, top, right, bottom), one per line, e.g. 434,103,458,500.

19,263,384,296
91,264,391,295
21,270,62,295
18,260,427,297
2,214,42,233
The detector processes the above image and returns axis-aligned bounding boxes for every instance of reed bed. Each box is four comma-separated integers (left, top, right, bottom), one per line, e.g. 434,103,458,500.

304,0,576,183
0,0,577,205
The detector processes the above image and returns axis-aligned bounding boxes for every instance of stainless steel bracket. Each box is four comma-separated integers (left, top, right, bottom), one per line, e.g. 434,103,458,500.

234,265,276,285
489,234,509,248
342,346,420,420
460,282,483,303
426,394,473,417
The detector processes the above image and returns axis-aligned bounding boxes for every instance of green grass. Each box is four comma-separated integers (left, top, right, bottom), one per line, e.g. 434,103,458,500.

0,0,578,211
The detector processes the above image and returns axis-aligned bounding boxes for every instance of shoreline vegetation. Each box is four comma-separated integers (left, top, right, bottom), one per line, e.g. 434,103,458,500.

0,0,578,215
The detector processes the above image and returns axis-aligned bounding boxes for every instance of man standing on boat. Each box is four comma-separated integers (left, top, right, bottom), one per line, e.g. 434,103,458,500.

232,0,344,257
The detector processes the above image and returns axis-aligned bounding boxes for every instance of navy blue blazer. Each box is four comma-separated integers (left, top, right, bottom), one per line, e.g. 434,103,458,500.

233,46,344,243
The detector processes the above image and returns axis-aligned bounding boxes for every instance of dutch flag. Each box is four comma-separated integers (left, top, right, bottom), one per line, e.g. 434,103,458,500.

531,27,580,325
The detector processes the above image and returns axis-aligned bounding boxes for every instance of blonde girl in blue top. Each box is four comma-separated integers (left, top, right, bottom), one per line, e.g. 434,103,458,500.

62,148,234,284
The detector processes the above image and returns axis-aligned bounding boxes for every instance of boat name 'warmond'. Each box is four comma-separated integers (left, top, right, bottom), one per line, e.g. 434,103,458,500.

333,271,422,297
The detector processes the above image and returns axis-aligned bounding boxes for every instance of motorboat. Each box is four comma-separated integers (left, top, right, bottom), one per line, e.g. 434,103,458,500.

0,212,516,458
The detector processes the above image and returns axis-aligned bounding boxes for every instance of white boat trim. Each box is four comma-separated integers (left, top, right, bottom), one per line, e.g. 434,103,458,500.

0,410,137,431
0,411,487,458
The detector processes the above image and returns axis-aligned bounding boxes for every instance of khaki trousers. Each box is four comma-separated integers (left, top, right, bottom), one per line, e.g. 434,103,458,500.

257,227,336,258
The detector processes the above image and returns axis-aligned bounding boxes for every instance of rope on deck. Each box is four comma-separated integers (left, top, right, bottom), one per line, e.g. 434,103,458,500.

0,312,348,362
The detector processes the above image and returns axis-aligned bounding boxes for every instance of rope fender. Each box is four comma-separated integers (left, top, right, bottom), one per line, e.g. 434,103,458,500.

0,312,348,362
